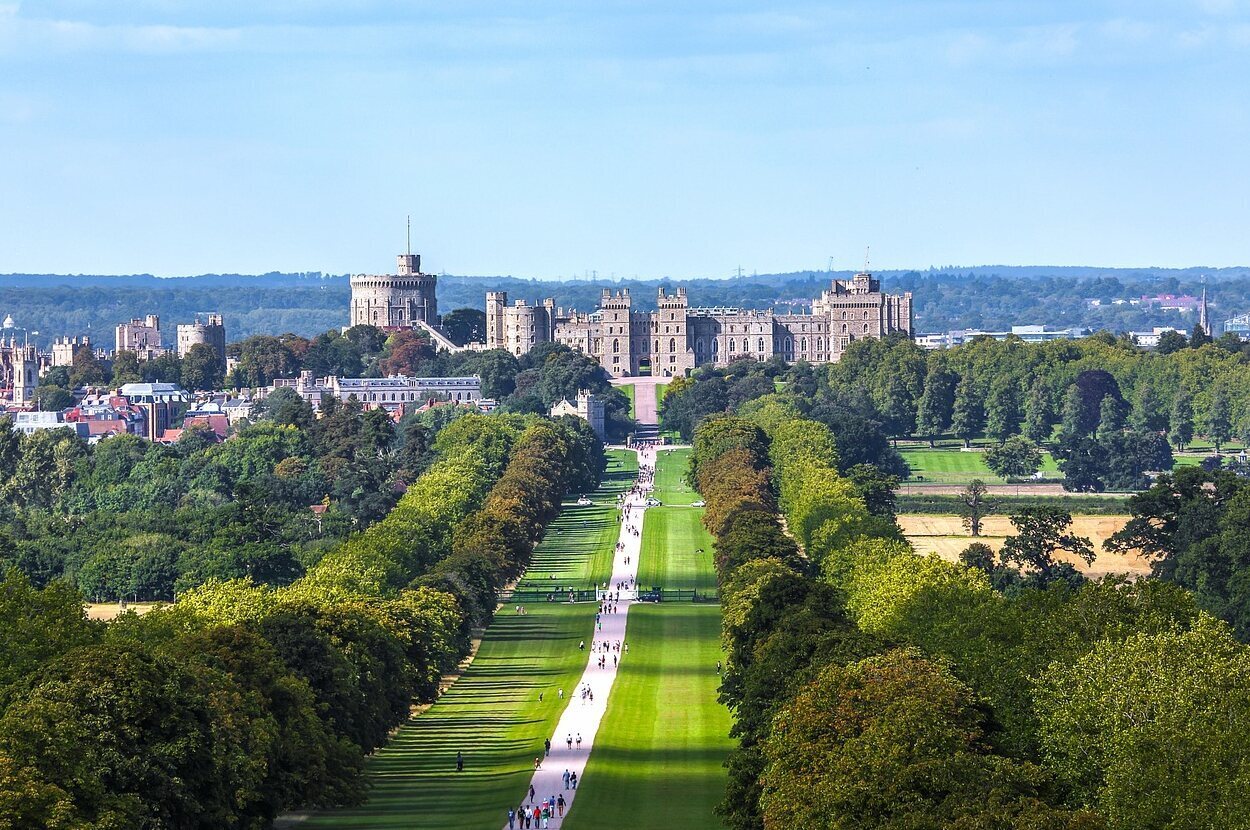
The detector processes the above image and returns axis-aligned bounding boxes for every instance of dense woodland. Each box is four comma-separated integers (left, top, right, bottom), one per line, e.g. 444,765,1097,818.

0,410,604,827
691,409,1250,830
5,265,1250,345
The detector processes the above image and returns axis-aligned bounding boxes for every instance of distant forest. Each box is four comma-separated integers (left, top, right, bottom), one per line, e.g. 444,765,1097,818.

2,265,1249,347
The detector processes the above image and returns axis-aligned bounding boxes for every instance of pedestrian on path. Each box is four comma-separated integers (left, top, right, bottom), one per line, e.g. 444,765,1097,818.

567,733,573,750
563,768,570,789
534,756,541,770
571,771,578,789
557,794,566,817
576,732,582,750
508,808,516,829
530,784,536,801
544,738,550,756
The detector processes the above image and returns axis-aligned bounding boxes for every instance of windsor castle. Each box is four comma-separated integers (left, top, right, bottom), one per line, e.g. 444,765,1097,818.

348,251,914,377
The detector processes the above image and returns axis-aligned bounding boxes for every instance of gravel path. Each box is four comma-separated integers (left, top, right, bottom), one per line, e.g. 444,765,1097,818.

504,446,654,829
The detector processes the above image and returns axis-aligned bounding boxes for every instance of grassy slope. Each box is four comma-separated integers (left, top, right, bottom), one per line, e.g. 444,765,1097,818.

651,447,696,505
302,451,636,830
564,450,730,830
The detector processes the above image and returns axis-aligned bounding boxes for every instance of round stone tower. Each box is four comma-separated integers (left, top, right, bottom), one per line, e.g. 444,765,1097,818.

350,253,438,329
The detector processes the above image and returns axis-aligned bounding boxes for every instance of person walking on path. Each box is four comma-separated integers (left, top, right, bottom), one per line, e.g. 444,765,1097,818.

570,771,578,789
576,732,582,750
507,808,516,829
567,733,573,750
534,756,542,770
557,794,566,817
563,768,570,789
544,737,550,756
529,784,535,801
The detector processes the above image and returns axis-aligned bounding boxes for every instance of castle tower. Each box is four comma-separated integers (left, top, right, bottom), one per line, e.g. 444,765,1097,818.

485,291,507,350
176,313,226,367
349,248,438,330
599,289,634,377
654,287,695,377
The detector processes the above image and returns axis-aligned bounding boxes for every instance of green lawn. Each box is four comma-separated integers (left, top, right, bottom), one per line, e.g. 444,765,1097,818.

637,508,716,591
651,447,697,505
655,381,669,410
900,448,1060,484
565,450,730,830
301,451,636,830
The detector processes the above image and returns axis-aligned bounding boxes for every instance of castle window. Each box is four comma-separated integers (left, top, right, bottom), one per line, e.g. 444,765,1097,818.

670,338,676,352
757,337,764,352
613,339,620,353
864,323,870,333
742,338,749,352
842,310,847,319
817,337,823,351
801,338,807,351
729,339,735,352
842,324,847,333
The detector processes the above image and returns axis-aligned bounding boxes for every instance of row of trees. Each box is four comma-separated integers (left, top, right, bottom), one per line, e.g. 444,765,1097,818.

692,411,1250,829
0,411,602,827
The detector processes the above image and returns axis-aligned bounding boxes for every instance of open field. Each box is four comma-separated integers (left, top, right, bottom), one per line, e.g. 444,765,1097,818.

637,508,717,592
651,447,696,505
566,448,728,830
898,514,1151,578
900,448,1061,484
563,604,730,830
299,452,635,830
85,602,160,621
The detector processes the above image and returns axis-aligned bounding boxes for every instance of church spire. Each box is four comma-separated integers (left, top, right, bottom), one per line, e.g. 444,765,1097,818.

1199,279,1210,337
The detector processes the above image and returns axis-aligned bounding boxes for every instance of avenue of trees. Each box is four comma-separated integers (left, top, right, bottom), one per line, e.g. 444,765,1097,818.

0,411,603,828
690,410,1250,830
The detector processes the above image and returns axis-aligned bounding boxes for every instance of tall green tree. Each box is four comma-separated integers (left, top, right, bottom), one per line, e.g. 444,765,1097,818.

915,362,956,447
1205,389,1233,452
985,374,1023,443
1169,391,1194,451
1024,376,1054,443
950,373,985,448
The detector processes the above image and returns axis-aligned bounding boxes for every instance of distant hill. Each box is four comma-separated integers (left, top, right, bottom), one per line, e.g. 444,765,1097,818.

2,265,1248,346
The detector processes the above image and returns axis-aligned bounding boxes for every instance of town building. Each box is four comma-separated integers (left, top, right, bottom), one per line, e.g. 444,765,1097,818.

550,390,606,440
176,313,227,365
916,325,1087,350
485,271,913,377
349,253,438,330
9,411,90,439
271,371,481,413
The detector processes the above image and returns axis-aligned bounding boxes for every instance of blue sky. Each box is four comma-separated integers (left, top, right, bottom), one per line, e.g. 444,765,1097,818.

1,1,1248,278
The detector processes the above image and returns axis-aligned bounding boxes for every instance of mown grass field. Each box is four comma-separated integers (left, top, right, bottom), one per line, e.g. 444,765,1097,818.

299,451,636,830
651,447,696,505
900,447,1061,484
565,449,730,830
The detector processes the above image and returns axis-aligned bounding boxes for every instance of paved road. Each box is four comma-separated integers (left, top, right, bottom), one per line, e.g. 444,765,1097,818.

609,377,670,427
504,446,654,829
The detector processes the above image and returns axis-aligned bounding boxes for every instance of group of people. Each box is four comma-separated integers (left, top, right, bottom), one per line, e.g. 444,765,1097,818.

507,447,656,828
509,788,571,829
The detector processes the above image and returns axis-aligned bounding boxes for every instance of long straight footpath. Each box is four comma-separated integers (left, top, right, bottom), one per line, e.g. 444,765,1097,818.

505,445,655,828
298,452,636,830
